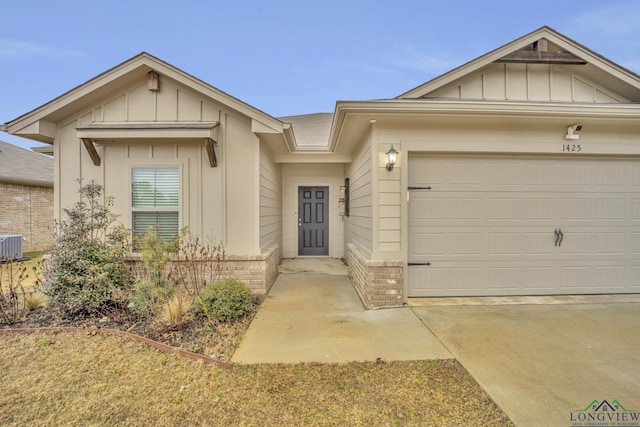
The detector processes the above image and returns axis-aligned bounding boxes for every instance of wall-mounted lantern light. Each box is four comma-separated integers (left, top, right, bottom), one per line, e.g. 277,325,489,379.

386,145,398,171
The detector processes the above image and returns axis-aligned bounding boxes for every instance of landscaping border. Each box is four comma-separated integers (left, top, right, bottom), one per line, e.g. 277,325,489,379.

0,327,231,368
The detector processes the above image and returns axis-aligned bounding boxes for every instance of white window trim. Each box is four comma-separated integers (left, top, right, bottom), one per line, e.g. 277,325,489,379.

126,161,186,244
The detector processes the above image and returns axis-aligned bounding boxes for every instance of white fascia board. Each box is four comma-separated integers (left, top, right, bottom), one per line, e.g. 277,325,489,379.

335,99,640,118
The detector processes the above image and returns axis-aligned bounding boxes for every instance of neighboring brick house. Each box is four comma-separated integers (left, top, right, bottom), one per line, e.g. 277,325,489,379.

0,140,53,252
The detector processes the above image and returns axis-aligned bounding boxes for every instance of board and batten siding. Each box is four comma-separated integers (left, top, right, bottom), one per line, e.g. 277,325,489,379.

344,136,373,256
427,63,628,103
281,163,345,259
53,74,263,255
259,144,282,251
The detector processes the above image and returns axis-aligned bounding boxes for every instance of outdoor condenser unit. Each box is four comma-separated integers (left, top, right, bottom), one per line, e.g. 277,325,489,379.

0,235,23,260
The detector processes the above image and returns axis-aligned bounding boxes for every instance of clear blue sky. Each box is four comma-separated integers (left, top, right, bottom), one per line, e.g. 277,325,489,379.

1,0,639,150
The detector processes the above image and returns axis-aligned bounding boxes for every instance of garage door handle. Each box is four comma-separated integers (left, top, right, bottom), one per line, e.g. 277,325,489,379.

558,229,564,247
408,262,431,266
554,228,564,247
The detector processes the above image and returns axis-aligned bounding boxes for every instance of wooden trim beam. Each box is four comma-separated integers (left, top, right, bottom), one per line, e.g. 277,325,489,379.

496,51,587,64
205,138,217,167
81,138,101,166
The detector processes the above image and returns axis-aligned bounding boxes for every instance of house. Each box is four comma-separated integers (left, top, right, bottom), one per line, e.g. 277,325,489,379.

3,26,640,307
0,140,53,252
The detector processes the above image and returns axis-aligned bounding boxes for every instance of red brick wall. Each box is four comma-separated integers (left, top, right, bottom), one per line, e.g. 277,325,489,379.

0,182,53,252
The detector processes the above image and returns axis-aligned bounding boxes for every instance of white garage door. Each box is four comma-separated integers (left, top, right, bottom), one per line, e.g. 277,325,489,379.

408,155,640,297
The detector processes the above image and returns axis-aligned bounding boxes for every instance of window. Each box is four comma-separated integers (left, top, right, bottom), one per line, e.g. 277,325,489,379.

132,167,180,244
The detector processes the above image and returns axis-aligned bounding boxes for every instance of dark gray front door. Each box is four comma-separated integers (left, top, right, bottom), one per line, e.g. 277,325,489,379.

298,186,329,256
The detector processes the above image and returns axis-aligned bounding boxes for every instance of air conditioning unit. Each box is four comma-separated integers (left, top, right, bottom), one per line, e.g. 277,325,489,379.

0,235,23,261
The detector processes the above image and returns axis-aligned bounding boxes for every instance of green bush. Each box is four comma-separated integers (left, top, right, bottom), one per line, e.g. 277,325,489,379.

195,279,252,322
42,181,133,313
129,227,178,316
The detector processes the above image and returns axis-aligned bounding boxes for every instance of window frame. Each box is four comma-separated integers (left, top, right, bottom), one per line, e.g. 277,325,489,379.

129,164,183,245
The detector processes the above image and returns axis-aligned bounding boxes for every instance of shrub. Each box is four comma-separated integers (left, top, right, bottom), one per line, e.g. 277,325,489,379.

0,259,27,324
129,227,178,316
195,279,252,322
171,229,225,295
42,181,134,313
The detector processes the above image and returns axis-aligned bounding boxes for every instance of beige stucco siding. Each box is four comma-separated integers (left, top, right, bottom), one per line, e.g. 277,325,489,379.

281,164,345,259
344,135,373,257
259,144,282,251
53,75,262,255
428,63,629,103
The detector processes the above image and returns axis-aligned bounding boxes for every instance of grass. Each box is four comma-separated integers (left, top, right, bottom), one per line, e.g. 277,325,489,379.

0,332,513,426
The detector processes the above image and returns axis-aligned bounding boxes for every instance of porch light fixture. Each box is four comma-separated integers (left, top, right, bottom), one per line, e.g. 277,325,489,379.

386,145,398,171
565,124,582,140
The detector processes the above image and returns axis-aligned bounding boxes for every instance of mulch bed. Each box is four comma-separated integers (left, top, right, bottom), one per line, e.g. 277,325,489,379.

0,300,261,363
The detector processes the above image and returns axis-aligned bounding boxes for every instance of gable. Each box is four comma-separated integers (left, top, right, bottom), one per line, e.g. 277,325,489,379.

3,53,289,144
87,76,222,125
399,27,640,103
426,62,630,103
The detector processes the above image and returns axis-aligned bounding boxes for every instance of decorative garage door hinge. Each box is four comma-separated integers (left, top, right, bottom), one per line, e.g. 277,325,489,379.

408,262,431,266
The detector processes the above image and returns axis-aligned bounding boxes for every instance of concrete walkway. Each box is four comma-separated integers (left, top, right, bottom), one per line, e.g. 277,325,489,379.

232,262,451,363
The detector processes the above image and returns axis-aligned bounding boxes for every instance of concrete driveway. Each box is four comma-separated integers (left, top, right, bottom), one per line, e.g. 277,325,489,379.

412,298,640,427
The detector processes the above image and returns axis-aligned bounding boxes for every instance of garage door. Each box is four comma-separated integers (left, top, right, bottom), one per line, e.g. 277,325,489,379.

408,155,640,297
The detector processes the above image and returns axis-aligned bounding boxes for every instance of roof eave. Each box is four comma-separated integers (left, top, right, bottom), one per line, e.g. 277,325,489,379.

4,52,286,143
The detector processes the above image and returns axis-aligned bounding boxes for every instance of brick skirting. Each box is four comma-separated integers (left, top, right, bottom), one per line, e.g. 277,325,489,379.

346,243,403,309
128,245,281,295
221,246,281,294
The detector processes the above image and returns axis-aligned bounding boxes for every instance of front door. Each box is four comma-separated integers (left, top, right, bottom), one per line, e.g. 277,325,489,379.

298,186,329,256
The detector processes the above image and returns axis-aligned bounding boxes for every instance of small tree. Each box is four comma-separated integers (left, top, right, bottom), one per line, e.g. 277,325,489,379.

129,226,179,316
42,181,133,314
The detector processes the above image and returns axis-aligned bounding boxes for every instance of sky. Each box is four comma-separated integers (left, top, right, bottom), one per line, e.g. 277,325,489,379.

1,0,639,151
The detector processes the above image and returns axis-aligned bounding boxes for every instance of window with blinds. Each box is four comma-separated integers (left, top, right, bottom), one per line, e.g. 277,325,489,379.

132,167,180,244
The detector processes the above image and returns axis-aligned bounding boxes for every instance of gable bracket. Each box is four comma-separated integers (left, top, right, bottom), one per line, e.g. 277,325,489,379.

205,138,218,167
81,138,101,166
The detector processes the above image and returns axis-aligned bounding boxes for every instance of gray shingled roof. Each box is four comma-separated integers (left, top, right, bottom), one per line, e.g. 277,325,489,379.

279,113,333,147
0,140,53,187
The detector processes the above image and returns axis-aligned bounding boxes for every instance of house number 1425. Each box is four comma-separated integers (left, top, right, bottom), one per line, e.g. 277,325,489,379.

562,144,582,152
